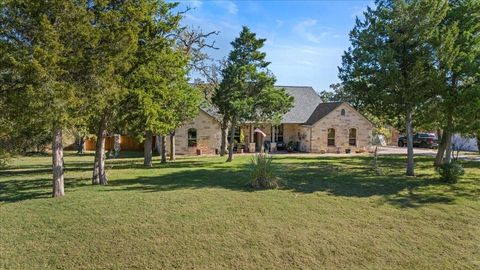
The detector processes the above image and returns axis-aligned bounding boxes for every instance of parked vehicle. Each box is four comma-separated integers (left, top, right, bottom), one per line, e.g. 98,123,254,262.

398,133,438,148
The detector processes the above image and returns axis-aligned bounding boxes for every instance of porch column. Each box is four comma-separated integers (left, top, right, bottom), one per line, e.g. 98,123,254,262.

273,126,276,142
271,125,277,152
249,124,254,143
248,124,255,152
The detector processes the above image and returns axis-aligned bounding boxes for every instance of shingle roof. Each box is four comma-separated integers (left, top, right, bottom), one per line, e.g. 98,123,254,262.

305,102,344,125
196,85,341,125
276,86,322,123
200,104,222,122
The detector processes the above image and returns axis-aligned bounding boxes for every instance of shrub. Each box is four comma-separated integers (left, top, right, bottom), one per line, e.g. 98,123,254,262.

250,153,278,189
286,141,295,152
438,162,465,183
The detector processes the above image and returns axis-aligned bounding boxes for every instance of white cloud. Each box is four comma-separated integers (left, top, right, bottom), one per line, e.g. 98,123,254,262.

294,19,336,43
215,0,239,15
276,20,284,28
264,43,345,91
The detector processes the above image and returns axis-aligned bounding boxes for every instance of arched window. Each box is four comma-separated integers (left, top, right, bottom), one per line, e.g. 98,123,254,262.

341,109,346,116
188,128,197,147
327,128,335,146
349,128,357,146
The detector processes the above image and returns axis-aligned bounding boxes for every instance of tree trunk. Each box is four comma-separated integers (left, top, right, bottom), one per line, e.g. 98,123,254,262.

477,136,480,155
52,128,65,197
161,135,167,164
443,114,454,164
144,130,153,167
169,131,175,161
77,136,85,154
220,122,227,156
92,148,99,184
445,133,453,164
434,130,448,167
92,118,108,185
405,110,414,176
443,78,456,164
155,135,162,156
226,118,236,162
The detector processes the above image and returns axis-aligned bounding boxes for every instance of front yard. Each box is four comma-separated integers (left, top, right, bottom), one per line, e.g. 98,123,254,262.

1,153,479,269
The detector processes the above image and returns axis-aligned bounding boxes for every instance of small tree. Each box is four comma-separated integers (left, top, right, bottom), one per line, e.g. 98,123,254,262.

157,27,218,161
214,26,293,162
121,44,192,167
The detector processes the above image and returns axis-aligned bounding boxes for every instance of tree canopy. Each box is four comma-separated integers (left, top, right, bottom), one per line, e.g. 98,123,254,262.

339,0,451,175
214,26,293,162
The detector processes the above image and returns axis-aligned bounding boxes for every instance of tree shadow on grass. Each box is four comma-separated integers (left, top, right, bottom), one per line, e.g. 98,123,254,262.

273,155,478,208
107,166,253,193
1,155,478,207
0,157,100,203
0,177,89,203
0,157,246,203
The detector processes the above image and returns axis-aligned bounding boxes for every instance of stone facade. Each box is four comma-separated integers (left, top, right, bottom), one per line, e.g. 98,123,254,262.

84,86,374,155
230,104,373,154
307,103,373,153
166,110,222,155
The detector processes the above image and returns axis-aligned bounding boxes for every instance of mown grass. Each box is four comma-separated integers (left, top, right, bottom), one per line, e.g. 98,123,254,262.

1,152,479,269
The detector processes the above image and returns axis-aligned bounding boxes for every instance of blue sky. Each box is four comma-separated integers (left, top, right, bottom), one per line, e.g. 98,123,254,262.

175,0,373,92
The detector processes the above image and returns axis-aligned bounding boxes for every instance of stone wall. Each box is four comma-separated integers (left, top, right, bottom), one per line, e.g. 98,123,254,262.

166,110,221,155
164,103,372,155
309,103,373,153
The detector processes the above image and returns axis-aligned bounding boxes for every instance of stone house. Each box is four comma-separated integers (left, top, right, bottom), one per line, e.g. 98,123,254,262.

167,86,373,155
166,108,223,155
84,86,373,154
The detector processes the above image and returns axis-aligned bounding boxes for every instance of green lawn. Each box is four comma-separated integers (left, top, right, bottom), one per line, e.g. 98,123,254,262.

1,152,479,269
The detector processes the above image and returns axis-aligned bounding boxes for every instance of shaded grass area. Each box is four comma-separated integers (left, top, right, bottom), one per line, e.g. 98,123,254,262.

1,152,479,269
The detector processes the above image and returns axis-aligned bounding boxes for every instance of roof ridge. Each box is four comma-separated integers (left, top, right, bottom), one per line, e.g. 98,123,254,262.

319,101,344,104
275,85,313,88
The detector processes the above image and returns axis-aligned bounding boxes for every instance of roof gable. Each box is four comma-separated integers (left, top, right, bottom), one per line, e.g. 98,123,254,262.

199,105,222,122
304,102,344,125
277,86,322,123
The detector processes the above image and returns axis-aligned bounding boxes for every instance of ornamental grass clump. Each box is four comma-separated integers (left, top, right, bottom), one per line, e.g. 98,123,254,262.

250,153,278,189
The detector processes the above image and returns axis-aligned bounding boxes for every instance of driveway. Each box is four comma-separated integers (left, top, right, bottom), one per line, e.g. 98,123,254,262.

377,146,437,155
268,146,480,161
378,146,480,161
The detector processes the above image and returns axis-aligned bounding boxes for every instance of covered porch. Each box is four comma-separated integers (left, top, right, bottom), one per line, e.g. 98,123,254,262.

238,123,310,153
